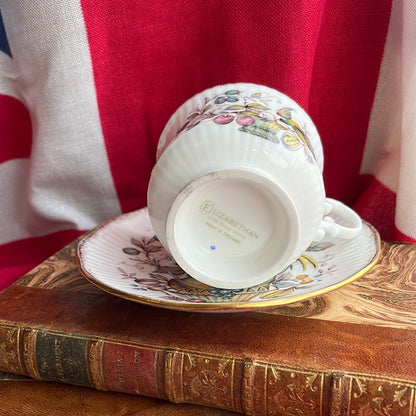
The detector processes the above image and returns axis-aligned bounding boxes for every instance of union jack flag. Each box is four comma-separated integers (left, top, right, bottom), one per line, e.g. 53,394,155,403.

0,0,410,290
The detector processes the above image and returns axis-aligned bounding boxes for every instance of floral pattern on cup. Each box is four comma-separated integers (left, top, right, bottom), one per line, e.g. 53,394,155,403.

176,88,316,158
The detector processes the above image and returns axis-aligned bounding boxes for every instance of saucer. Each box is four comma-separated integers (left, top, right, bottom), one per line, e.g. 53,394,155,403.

76,207,380,312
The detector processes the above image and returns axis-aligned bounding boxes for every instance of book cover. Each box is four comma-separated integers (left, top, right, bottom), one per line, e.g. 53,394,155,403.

1,237,416,416
0,375,239,416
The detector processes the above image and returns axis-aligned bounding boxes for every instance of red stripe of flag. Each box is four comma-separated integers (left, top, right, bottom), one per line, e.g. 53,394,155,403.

0,95,32,163
394,228,416,244
353,178,396,241
81,1,391,212
308,1,392,206
80,1,339,212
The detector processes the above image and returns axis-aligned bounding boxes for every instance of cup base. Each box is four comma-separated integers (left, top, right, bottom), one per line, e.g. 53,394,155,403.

166,169,300,289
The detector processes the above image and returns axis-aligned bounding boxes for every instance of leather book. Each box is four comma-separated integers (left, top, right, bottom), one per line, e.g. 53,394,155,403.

0,373,239,416
1,237,416,416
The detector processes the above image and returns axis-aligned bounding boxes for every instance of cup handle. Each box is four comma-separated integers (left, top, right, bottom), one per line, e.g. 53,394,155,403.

314,198,362,241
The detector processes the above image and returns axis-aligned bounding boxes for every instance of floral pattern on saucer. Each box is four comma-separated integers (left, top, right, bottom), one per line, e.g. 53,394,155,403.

119,236,335,304
77,208,380,312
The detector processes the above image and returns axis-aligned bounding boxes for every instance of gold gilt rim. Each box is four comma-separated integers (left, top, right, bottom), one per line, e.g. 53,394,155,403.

76,214,381,313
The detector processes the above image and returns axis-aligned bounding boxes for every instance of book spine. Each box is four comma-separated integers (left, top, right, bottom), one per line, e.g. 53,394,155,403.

1,323,416,416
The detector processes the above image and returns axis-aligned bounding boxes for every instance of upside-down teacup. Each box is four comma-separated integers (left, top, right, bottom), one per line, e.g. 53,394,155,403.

147,83,361,289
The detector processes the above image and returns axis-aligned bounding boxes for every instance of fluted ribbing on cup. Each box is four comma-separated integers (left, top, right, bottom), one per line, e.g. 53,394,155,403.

148,123,325,265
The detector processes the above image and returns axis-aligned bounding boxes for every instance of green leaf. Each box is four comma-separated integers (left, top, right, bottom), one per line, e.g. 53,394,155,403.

122,247,140,255
247,103,269,110
131,237,144,248
202,104,212,112
186,112,200,120
224,104,246,111
225,89,240,95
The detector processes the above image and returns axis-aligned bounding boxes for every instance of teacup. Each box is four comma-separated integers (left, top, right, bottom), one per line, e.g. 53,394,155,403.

147,83,361,289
